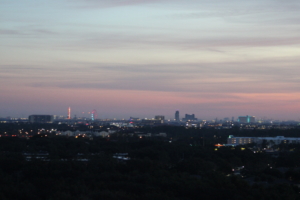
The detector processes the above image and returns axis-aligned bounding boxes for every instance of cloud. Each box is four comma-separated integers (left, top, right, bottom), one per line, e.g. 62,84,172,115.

68,0,161,9
52,30,300,52
12,58,297,95
69,0,300,13
0,27,58,42
3,54,300,95
0,29,24,35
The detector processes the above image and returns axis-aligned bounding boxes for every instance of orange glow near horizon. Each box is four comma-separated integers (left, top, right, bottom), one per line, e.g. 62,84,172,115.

1,85,300,120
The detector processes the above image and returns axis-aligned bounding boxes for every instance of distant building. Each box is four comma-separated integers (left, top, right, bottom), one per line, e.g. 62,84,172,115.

227,135,255,145
91,109,97,121
224,117,230,122
185,121,198,128
129,117,139,121
237,115,255,123
227,135,300,146
141,119,163,125
175,111,180,121
155,115,165,120
28,115,54,123
182,114,197,121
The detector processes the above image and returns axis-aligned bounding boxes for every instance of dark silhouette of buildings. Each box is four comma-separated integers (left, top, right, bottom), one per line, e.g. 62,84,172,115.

28,115,54,123
182,114,197,121
155,115,165,120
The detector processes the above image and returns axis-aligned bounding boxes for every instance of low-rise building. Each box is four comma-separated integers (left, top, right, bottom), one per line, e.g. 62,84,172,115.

29,115,54,123
227,135,300,146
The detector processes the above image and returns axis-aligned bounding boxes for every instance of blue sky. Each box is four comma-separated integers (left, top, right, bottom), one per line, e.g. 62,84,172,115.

1,0,300,120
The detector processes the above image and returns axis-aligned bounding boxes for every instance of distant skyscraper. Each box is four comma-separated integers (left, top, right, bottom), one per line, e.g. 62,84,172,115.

68,107,71,119
91,109,98,121
175,111,180,121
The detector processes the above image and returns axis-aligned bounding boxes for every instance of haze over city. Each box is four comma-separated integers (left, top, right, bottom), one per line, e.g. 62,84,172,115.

1,0,300,120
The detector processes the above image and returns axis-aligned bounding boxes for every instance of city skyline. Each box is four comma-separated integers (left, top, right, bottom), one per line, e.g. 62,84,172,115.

1,0,300,120
0,108,294,122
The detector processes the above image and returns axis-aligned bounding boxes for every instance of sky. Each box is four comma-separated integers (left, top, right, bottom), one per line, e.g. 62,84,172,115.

1,0,300,120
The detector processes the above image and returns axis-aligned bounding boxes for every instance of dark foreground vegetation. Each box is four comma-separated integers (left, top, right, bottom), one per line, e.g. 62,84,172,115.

1,125,300,199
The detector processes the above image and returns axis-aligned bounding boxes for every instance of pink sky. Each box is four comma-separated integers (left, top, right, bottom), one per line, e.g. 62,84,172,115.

1,0,300,120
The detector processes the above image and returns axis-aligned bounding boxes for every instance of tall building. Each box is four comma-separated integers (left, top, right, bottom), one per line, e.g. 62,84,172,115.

175,111,180,121
68,107,71,119
182,114,197,121
28,115,54,123
91,109,97,121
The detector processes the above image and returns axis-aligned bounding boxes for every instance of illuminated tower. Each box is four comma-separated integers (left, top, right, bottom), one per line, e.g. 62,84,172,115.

91,109,98,121
68,107,71,119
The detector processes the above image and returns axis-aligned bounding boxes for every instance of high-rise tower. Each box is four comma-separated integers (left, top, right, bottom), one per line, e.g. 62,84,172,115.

68,107,71,119
175,110,179,121
91,109,98,121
